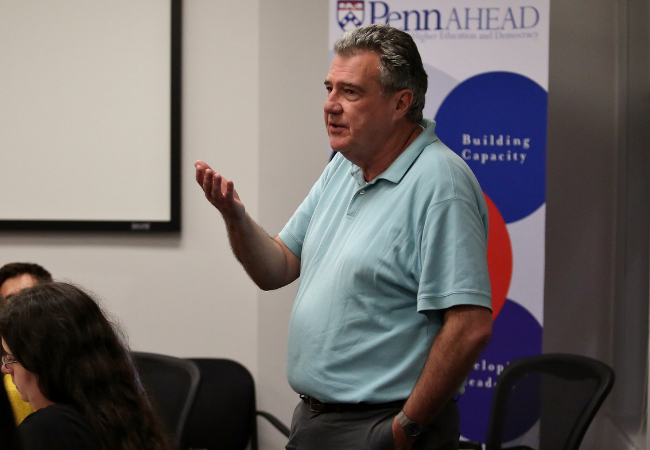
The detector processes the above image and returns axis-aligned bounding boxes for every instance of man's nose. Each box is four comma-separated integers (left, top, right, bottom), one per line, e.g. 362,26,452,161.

324,94,343,115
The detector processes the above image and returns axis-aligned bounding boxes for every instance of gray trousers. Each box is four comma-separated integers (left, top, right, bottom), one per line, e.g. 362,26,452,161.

285,399,459,450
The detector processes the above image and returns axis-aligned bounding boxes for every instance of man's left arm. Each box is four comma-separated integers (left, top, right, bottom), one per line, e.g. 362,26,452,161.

392,304,492,450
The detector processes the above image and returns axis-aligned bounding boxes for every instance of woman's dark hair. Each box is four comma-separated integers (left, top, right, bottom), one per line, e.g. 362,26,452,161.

0,282,173,450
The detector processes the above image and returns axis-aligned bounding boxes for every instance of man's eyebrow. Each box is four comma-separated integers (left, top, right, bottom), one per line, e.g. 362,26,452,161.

323,80,366,93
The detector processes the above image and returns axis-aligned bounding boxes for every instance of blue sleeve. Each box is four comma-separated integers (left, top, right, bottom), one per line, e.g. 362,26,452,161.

416,194,492,312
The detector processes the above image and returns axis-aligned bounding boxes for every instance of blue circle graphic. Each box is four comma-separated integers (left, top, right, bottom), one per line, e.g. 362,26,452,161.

434,72,547,223
458,299,543,442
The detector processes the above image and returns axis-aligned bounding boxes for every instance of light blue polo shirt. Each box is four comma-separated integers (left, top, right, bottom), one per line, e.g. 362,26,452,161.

279,119,491,403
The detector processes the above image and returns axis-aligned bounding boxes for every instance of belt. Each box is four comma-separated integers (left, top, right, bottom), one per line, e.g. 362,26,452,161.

300,395,406,413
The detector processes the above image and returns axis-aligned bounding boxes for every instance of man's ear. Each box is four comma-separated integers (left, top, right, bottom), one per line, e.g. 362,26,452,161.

393,89,414,119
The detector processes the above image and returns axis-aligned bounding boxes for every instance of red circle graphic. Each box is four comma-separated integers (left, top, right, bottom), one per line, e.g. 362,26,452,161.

484,192,513,319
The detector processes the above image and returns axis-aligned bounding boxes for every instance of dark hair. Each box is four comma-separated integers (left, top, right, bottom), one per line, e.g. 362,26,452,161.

334,24,428,123
0,282,173,450
0,262,53,288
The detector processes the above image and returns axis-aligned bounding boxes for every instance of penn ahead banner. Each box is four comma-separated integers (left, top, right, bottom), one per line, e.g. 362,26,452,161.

330,0,548,444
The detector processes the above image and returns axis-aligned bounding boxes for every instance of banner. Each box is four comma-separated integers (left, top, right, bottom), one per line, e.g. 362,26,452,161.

329,1,548,443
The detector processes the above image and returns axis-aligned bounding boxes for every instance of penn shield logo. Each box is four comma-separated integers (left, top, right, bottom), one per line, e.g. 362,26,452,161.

338,1,364,31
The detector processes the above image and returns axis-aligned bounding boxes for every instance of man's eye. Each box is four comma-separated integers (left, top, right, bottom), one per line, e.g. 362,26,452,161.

345,89,355,95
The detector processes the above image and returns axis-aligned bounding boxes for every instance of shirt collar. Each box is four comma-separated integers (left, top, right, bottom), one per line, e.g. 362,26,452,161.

350,119,439,187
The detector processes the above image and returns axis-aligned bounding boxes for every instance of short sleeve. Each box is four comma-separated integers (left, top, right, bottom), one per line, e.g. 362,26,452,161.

416,197,492,312
278,154,343,258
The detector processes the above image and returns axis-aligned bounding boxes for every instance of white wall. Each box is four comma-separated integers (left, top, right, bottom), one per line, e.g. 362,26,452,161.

0,0,264,407
256,0,330,448
0,1,330,448
0,3,258,362
545,0,650,448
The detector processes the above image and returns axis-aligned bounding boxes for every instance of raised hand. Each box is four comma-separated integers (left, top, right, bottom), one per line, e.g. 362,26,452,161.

195,160,245,221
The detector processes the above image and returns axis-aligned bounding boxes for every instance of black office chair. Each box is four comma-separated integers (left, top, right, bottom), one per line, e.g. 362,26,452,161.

131,352,201,446
459,353,615,450
181,358,290,450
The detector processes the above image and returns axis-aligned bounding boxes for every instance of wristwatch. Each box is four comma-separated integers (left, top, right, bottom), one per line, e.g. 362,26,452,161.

396,410,424,437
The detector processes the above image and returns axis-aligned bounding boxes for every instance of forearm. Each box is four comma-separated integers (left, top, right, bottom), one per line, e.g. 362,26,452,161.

195,161,300,290
224,213,298,290
403,305,492,424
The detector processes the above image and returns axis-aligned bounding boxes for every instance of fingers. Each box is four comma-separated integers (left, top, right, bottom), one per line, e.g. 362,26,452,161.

201,169,217,202
195,161,240,214
210,173,225,202
202,168,235,209
225,180,235,203
195,160,209,185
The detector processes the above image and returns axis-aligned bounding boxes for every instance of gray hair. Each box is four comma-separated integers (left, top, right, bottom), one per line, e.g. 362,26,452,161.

333,24,427,123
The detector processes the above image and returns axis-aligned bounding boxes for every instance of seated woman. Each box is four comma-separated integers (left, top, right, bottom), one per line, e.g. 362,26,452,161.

0,282,173,450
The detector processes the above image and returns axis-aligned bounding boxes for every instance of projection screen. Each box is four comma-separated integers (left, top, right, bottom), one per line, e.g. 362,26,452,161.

0,0,181,232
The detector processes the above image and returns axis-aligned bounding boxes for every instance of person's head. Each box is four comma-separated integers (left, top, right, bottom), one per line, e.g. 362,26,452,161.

0,282,172,450
324,24,427,159
0,262,52,300
333,24,427,123
1,337,49,412
0,282,120,404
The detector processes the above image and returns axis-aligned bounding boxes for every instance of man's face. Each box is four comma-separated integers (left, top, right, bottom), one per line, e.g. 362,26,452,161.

0,273,37,299
324,52,398,159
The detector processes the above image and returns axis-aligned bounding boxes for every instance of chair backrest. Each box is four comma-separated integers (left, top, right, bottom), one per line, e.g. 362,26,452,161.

181,358,257,450
131,352,201,445
485,353,615,450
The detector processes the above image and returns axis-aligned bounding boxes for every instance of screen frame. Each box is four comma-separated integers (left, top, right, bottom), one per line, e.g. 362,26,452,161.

0,0,182,233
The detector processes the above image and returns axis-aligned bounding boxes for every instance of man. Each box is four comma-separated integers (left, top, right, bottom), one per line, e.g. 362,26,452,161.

196,24,492,450
0,262,53,425
0,262,52,302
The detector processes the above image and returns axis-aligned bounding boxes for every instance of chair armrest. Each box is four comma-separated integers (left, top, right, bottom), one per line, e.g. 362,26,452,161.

458,440,482,450
256,410,291,437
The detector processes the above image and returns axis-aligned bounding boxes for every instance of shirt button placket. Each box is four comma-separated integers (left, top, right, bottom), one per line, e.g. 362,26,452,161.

346,187,368,218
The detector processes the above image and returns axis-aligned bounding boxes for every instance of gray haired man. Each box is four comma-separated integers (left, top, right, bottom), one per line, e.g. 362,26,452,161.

196,24,492,450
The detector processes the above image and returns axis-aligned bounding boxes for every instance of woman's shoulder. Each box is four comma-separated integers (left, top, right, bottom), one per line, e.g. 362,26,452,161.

19,404,99,450
21,403,83,423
